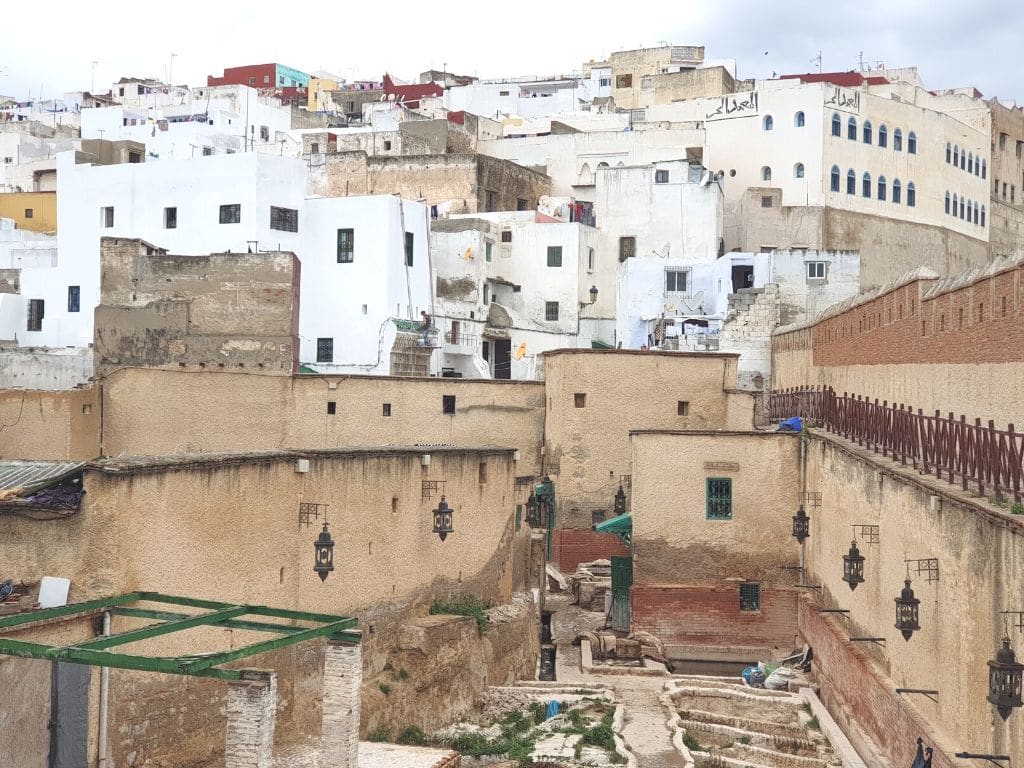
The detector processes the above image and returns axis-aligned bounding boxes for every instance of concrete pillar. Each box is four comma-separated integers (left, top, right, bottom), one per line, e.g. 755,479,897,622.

225,669,277,768
322,641,361,768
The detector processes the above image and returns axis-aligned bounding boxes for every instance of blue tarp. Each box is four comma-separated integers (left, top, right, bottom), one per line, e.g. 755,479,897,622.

778,417,804,432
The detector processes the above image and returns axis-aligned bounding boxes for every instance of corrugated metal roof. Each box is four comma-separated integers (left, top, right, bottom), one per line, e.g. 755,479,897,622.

0,461,86,495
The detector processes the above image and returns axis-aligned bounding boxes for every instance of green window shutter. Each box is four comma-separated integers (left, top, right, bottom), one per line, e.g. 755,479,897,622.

706,477,732,520
515,504,522,531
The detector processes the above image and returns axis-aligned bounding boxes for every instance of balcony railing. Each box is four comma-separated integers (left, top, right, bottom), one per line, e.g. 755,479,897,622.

444,330,480,351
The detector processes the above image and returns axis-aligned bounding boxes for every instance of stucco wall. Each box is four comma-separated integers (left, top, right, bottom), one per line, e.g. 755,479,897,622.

0,191,57,232
0,386,100,459
542,350,754,527
803,432,1024,767
100,368,546,476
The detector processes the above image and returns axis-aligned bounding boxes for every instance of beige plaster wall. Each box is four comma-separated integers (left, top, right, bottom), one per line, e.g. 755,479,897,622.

100,368,546,477
631,431,800,586
542,349,754,527
804,433,1024,764
0,387,101,460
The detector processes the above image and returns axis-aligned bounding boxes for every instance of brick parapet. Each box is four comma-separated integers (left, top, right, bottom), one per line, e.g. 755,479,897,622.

225,670,277,768
323,642,361,768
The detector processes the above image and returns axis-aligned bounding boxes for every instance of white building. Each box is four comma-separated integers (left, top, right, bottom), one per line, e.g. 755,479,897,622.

6,151,429,379
444,78,592,123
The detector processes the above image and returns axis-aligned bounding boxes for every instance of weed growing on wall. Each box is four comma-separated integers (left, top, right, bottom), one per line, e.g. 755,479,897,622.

429,594,494,635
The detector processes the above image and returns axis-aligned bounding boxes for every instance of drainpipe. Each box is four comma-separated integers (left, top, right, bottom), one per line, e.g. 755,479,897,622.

798,432,807,571
97,610,111,768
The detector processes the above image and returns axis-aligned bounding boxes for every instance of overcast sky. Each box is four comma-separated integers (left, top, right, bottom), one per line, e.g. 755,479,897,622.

2,0,1021,104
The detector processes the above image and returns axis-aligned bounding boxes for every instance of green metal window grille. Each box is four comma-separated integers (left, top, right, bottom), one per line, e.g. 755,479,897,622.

739,582,761,612
547,246,563,267
705,477,732,520
515,504,522,531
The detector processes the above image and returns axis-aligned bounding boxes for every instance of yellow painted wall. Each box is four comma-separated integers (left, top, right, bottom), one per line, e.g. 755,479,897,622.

308,77,338,112
0,191,57,232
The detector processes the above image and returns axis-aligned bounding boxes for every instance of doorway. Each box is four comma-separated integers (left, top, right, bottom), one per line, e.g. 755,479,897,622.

731,264,754,292
493,339,512,379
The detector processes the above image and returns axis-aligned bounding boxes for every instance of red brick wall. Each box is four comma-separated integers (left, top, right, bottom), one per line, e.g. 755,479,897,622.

207,64,276,87
631,585,800,650
771,259,1024,366
797,599,954,768
551,529,629,573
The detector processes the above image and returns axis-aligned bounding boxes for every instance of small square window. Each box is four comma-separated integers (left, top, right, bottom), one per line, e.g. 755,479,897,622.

67,286,80,313
219,204,241,224
665,269,688,293
383,140,392,150
706,477,732,520
616,74,633,88
24,208,33,219
101,206,114,228
574,393,586,408
327,401,337,415
270,206,298,232
517,198,528,211
248,76,256,85
164,207,177,229
739,582,761,612
316,337,333,363
619,236,635,261
485,241,493,262
761,196,773,208
501,230,512,243
382,403,392,417
677,400,689,416
479,462,487,484
263,75,270,84
545,301,559,321
655,169,669,184
806,261,827,280
337,228,354,262
202,146,214,156
82,404,92,415
404,232,414,266
442,395,456,414
310,142,320,154
547,246,563,267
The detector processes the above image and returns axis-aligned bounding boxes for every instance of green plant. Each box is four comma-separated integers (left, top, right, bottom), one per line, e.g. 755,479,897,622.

722,741,734,749
529,701,548,724
800,701,812,714
566,708,589,732
501,709,533,736
683,731,702,752
397,667,410,681
807,715,820,731
368,726,390,743
738,735,751,745
396,725,426,745
429,595,493,635
378,682,392,695
1011,503,1024,515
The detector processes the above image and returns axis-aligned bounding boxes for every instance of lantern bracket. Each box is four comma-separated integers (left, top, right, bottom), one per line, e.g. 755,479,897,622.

795,583,823,592
298,502,327,528
906,558,939,583
954,754,1011,767
421,479,447,500
779,565,805,573
819,608,850,614
801,491,822,508
850,636,887,645
1001,611,1024,633
895,688,939,703
852,524,880,544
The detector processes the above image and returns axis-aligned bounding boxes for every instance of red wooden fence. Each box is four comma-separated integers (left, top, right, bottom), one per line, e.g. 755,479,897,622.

769,386,1024,503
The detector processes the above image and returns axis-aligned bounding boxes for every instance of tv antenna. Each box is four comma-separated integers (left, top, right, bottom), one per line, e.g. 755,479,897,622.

811,51,822,73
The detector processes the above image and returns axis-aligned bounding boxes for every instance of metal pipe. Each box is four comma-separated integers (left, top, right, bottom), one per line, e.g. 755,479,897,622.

98,610,110,768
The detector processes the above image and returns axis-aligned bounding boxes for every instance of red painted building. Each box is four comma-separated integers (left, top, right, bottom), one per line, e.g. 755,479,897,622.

208,64,310,89
383,73,443,109
780,71,890,88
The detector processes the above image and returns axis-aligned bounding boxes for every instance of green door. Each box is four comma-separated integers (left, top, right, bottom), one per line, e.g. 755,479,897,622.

610,556,633,632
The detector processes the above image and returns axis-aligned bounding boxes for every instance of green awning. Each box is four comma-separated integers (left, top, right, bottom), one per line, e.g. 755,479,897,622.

595,513,631,534
591,340,614,349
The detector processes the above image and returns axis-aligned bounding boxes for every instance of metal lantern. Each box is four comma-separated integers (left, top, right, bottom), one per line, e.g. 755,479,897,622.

589,285,599,304
792,505,810,544
432,495,454,542
894,578,921,641
525,494,540,527
613,485,627,516
988,636,1024,720
313,522,335,582
842,540,865,590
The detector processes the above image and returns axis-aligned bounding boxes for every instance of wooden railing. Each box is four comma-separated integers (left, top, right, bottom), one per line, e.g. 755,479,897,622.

769,386,1024,503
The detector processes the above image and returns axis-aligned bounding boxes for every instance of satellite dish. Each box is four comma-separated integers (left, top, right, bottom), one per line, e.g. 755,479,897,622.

700,171,712,186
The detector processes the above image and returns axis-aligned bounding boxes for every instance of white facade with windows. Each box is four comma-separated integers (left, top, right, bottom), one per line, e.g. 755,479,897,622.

8,151,429,377
444,79,591,122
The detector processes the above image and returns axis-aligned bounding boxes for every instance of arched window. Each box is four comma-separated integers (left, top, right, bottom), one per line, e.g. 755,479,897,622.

831,113,841,136
863,120,873,144
945,191,951,215
894,128,903,151
946,143,952,163
879,124,888,148
968,152,974,174
830,165,841,192
893,178,902,204
877,175,887,201
974,205,979,225
908,132,917,154
578,162,594,186
975,157,981,177
846,169,856,195
794,162,805,179
848,116,857,140
967,201,973,222
907,182,916,206
960,151,966,170
982,159,987,179
952,193,958,216
960,197,965,219
981,205,986,226
761,166,772,182
795,111,805,127
763,115,774,131
862,171,872,198
953,145,959,166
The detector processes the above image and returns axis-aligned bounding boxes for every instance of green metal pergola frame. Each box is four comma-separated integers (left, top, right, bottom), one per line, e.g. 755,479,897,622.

0,592,360,681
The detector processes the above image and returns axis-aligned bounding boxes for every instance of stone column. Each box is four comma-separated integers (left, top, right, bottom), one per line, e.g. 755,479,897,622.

225,669,277,768
322,641,362,768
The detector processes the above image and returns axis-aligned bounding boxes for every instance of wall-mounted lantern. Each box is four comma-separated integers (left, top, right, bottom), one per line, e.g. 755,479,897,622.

988,635,1024,720
842,540,865,590
613,485,627,516
589,285,599,304
792,505,810,544
894,579,921,641
313,522,335,582
525,494,540,527
432,495,454,542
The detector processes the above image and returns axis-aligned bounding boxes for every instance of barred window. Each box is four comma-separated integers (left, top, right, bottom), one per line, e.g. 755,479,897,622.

740,582,761,612
270,206,298,232
619,236,636,262
337,228,354,262
316,337,333,363
545,301,559,321
706,477,732,520
219,204,241,224
27,299,44,332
